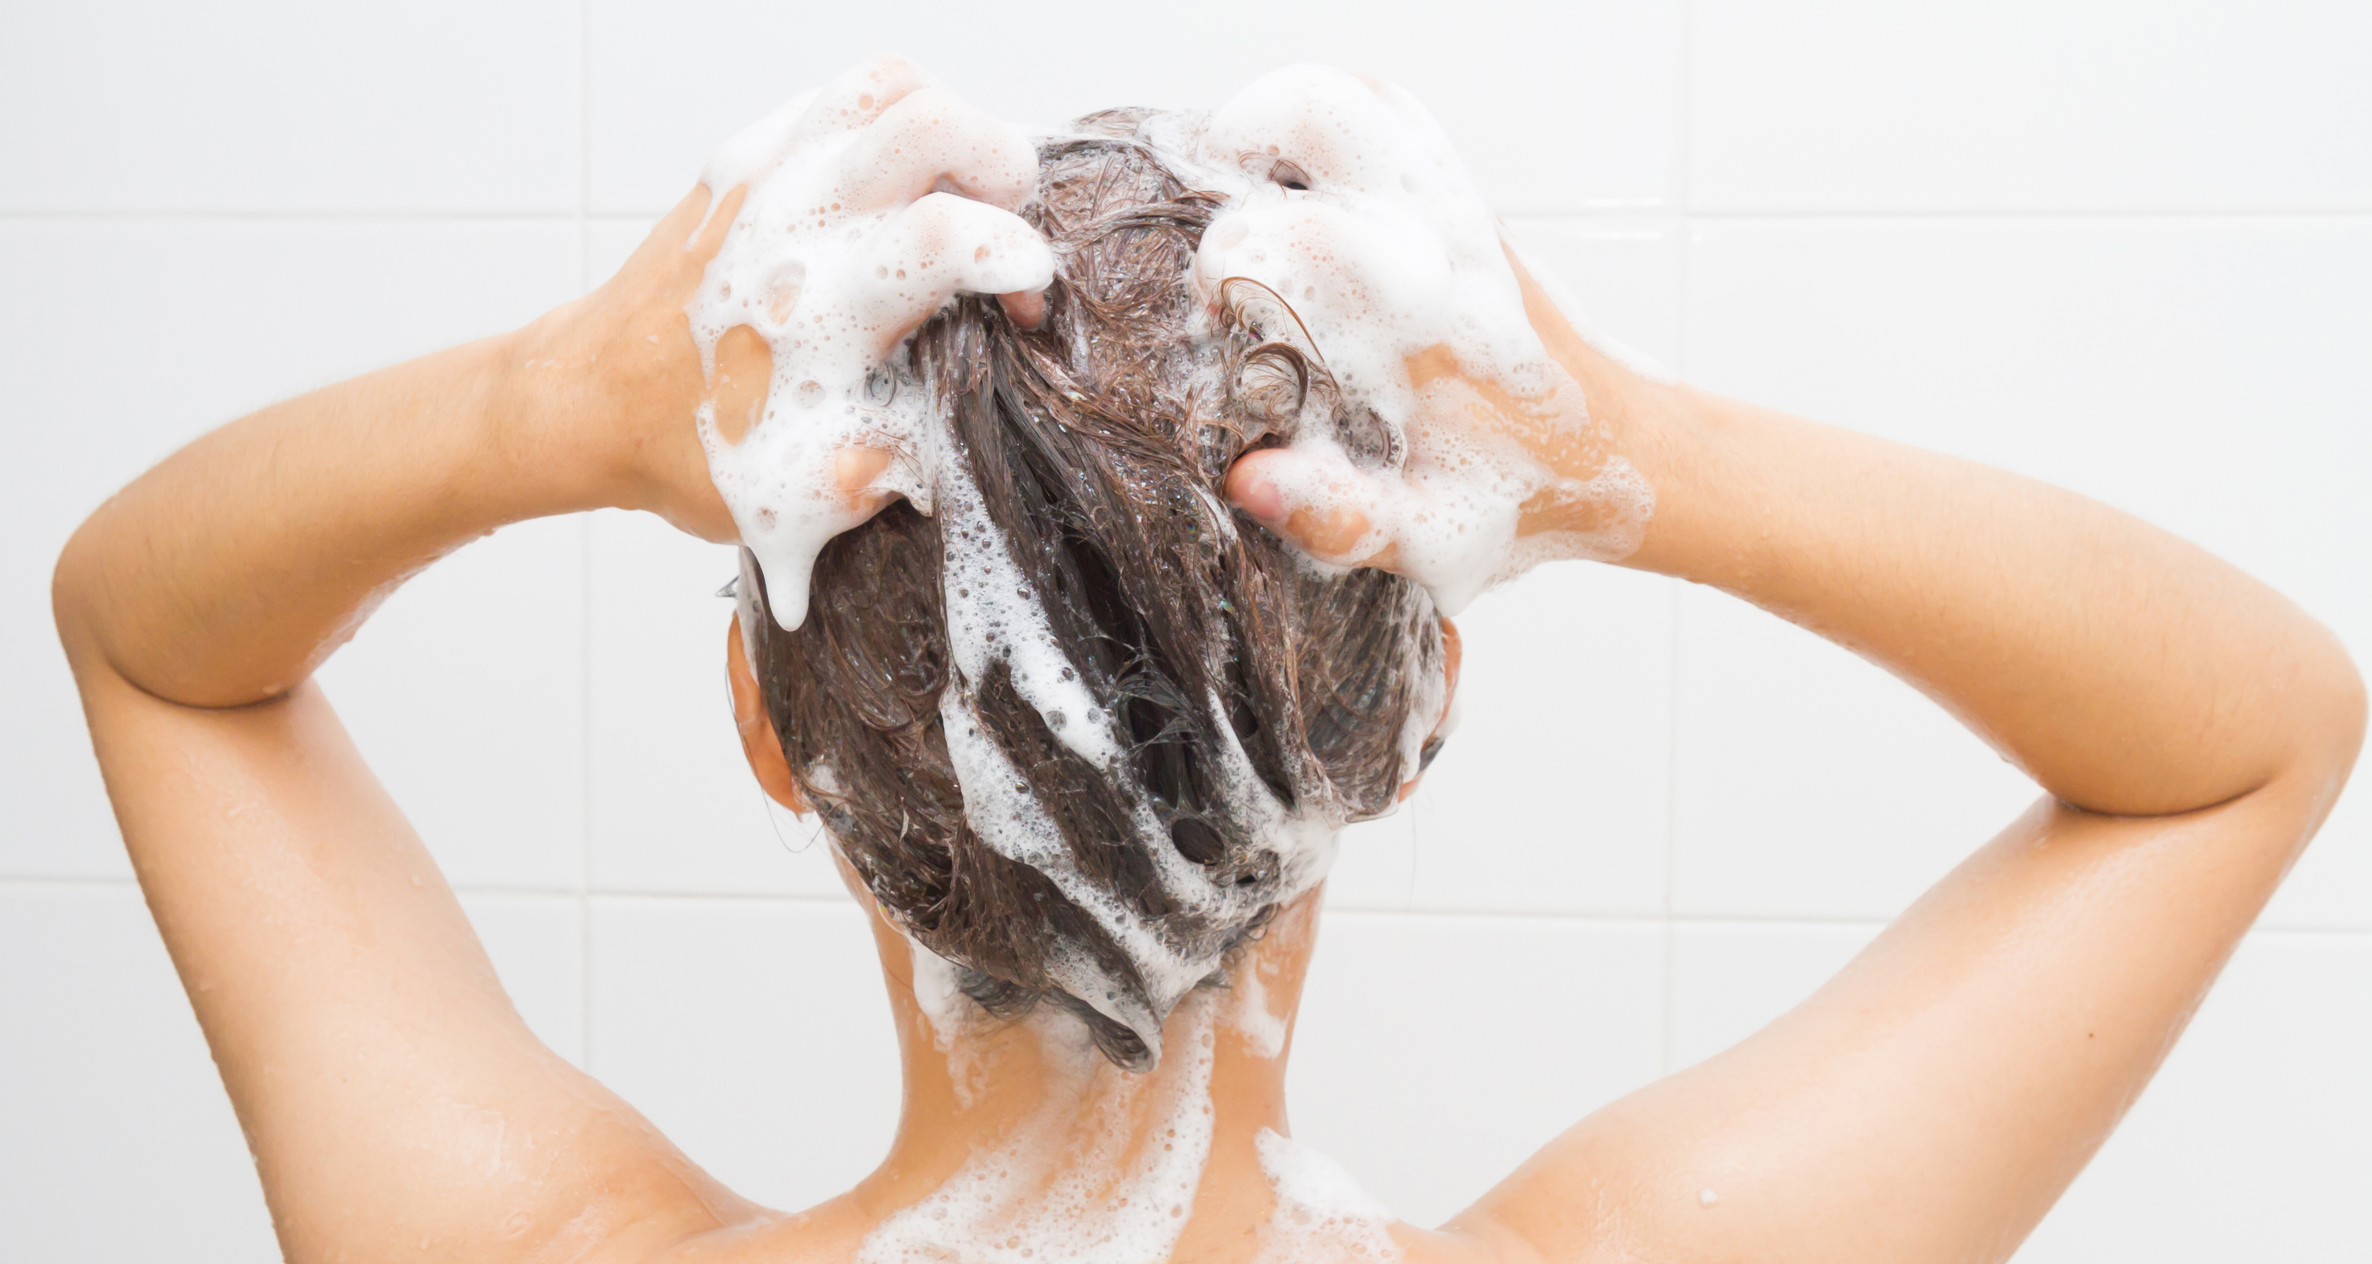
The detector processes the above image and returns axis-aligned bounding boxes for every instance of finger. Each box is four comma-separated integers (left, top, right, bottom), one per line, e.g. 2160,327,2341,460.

1283,501,1394,565
835,88,1039,212
847,193,1055,359
652,183,719,252
699,89,819,196
791,54,936,145
1223,447,1402,571
710,324,773,445
999,288,1047,330
831,446,900,516
687,184,749,263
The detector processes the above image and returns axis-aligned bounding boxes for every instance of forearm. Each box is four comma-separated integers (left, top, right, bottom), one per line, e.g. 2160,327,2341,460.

54,333,603,706
1604,382,2357,815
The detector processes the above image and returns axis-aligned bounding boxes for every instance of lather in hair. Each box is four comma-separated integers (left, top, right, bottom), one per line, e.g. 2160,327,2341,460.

742,109,1445,1072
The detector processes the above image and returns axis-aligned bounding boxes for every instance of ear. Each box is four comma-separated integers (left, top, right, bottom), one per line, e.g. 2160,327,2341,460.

727,614,808,814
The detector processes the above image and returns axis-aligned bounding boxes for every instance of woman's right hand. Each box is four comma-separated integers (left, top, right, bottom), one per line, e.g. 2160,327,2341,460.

1221,249,1666,593
503,56,1052,549
1195,65,1660,610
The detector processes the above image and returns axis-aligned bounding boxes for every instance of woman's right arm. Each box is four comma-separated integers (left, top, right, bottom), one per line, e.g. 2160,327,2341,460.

51,58,1049,1263
1234,270,2364,1262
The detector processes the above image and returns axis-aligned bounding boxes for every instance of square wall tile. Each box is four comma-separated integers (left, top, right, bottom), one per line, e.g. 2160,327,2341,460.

1,0,580,212
586,511,849,897
586,219,661,291
0,883,278,1261
1667,919,1882,1070
1683,217,2372,928
318,516,586,892
1408,565,1674,916
586,895,900,1211
2017,931,2372,1262
1501,220,1683,373
1290,909,1665,1228
1669,925,2372,1259
587,0,1681,215
1326,799,1422,912
1672,582,2040,920
1689,1,2372,211
457,891,586,1067
1,222,580,880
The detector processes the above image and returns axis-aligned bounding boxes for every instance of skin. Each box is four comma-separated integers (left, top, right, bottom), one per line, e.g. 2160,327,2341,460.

52,66,2364,1264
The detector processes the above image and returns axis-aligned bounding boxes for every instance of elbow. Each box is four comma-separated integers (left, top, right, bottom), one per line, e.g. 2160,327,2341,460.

2268,621,2366,812
50,518,103,674
2310,638,2367,785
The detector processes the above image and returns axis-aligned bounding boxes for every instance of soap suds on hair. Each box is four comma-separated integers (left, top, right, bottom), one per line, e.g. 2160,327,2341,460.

1158,65,1656,614
691,56,1055,631
722,71,1476,1075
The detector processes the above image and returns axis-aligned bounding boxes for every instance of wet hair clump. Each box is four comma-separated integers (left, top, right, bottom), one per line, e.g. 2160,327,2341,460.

746,109,1443,1071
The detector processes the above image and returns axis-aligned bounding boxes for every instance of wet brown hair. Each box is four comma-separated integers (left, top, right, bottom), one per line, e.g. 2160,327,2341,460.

744,109,1443,1071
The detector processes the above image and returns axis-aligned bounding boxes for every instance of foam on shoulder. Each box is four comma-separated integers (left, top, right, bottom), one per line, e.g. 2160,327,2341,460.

1252,1127,1404,1263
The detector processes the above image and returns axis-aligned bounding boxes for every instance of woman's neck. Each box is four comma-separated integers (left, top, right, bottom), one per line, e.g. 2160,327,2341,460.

838,887,1324,1260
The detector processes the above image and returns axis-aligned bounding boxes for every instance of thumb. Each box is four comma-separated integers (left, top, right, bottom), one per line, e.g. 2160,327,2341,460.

1224,446,1402,571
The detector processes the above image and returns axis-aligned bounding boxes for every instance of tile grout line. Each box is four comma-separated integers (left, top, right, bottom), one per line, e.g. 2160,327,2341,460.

8,207,2368,229
576,0,596,1073
0,210,588,224
8,874,2365,936
1679,206,2372,222
1656,0,1696,1080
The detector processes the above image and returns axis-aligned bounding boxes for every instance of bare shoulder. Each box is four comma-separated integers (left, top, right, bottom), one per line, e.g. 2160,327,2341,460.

635,1200,1548,1264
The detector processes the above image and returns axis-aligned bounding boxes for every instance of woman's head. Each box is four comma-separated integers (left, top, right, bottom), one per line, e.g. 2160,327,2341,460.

737,109,1447,1071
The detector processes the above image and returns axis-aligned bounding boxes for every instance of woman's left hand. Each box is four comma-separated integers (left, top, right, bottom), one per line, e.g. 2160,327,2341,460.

502,55,1053,547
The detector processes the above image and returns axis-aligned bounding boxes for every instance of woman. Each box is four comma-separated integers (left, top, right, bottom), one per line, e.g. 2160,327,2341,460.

54,59,2362,1264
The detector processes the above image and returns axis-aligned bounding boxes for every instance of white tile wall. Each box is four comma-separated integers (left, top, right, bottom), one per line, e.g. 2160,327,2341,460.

0,883,583,1260
5,3,2366,1260
1667,919,1881,1070
1291,912,1666,1226
583,0,1681,216
584,894,901,1211
1688,0,2372,212
0,220,581,881
2017,932,2372,1264
0,1,582,213
1682,217,2372,929
0,884,280,1261
1673,582,2043,920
